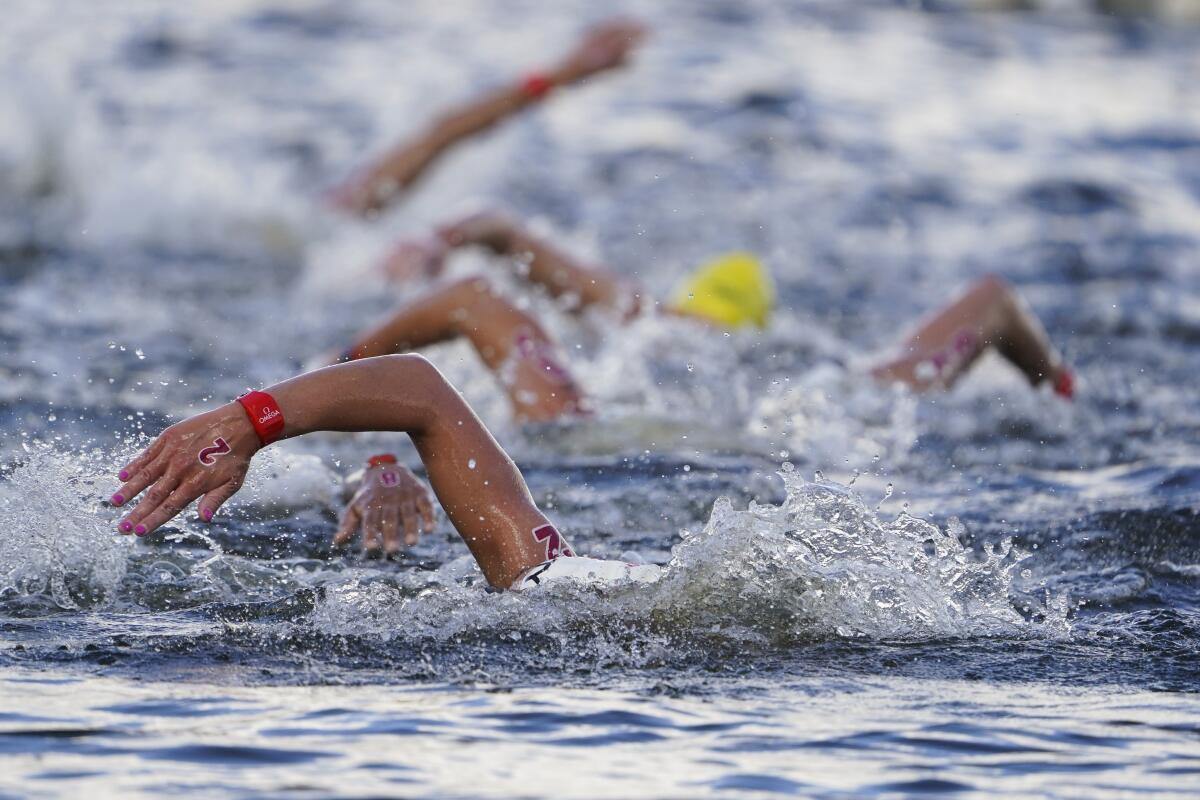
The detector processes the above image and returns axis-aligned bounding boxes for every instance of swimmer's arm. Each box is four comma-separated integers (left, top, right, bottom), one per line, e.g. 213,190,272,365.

330,19,646,216
413,14,647,159
112,355,562,587
438,211,640,314
278,357,561,584
330,91,535,215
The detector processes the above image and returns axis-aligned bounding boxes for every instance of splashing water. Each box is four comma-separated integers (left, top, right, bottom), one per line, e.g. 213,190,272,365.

0,444,347,614
751,364,919,471
310,467,1068,660
0,444,131,610
646,464,1069,642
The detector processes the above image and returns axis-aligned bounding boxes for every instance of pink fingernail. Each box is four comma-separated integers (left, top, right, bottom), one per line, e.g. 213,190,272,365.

111,494,125,506
119,470,129,481
201,508,213,522
119,521,133,533
134,524,147,536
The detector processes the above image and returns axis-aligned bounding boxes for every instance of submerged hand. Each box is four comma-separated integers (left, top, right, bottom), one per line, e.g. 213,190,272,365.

110,404,259,536
334,463,437,556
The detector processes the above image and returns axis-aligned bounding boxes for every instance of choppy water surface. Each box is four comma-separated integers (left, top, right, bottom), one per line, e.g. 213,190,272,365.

2,0,1200,797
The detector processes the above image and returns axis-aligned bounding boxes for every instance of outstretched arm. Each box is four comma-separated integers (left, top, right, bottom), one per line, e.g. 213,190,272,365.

110,355,568,587
329,19,646,216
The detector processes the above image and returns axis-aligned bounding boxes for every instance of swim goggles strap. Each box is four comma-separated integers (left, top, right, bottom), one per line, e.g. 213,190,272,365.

236,390,286,447
366,453,398,469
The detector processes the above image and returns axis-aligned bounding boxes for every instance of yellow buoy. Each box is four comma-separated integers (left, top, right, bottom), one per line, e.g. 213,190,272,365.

668,252,774,329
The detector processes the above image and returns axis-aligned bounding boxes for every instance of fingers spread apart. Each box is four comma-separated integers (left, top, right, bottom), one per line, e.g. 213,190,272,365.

362,503,384,556
400,501,419,547
381,506,401,556
126,478,205,536
117,436,165,484
117,468,181,535
199,480,241,524
111,451,170,511
333,503,361,548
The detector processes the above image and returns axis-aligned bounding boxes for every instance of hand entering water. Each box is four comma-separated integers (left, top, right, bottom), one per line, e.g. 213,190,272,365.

335,463,437,557
110,404,259,535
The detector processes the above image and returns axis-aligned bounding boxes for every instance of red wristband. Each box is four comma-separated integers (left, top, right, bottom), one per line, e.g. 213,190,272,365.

1053,369,1075,400
367,453,398,468
236,390,285,446
520,72,555,101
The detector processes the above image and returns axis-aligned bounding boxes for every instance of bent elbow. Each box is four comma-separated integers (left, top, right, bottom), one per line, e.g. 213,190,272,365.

376,354,464,425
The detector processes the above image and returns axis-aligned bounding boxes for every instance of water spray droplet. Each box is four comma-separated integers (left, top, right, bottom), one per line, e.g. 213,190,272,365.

877,483,894,510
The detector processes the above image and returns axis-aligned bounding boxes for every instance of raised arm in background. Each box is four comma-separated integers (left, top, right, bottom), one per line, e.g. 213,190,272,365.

328,19,646,216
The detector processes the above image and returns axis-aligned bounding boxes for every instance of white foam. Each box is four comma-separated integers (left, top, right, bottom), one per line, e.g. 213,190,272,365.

309,469,1069,650
240,447,341,511
0,446,133,609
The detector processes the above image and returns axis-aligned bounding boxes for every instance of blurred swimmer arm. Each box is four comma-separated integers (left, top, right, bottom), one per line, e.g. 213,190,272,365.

869,275,1073,396
334,459,437,556
444,212,641,314
334,277,588,422
112,356,564,587
329,19,646,216
382,210,642,315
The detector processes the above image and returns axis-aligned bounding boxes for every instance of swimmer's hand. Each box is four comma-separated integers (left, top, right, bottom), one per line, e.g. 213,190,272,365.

110,404,258,536
334,463,437,556
555,19,647,84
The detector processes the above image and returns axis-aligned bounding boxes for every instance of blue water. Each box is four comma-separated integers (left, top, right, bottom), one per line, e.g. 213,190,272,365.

2,0,1200,797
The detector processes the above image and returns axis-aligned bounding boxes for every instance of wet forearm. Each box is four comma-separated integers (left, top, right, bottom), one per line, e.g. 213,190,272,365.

269,356,443,440
373,79,550,191
264,355,553,586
